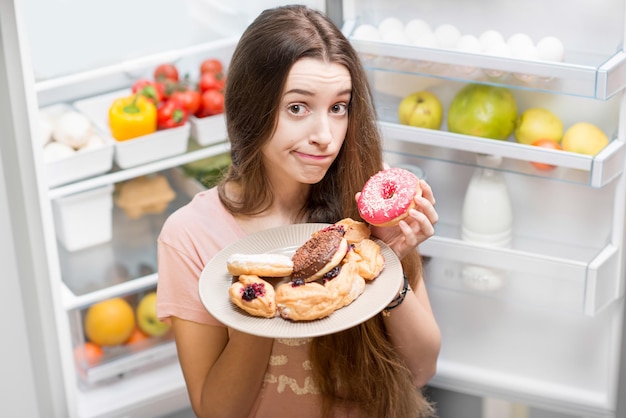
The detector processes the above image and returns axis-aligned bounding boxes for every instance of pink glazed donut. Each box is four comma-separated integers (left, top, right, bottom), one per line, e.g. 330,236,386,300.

357,167,421,227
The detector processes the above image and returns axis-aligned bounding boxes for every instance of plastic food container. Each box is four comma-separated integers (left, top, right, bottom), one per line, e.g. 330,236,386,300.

52,185,114,251
40,104,115,187
189,114,227,146
73,90,190,169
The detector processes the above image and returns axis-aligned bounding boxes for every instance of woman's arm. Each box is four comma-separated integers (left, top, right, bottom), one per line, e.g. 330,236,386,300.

172,317,274,418
381,276,441,387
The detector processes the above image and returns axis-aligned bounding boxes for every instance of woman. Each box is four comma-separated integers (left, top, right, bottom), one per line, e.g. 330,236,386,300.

157,5,441,418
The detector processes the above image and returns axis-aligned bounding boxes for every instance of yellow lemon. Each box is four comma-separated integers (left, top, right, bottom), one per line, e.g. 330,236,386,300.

562,122,609,156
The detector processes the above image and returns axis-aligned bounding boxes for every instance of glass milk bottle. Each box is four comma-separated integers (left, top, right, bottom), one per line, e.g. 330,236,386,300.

461,155,513,291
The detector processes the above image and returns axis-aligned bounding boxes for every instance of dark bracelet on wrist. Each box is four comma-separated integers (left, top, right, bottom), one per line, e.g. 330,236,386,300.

382,274,410,317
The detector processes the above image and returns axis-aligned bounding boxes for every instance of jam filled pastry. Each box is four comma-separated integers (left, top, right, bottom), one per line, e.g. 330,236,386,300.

229,274,277,318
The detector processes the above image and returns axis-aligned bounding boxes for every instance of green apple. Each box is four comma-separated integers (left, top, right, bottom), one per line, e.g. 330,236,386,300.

136,292,170,337
514,108,563,145
447,83,517,140
397,91,443,130
562,122,609,155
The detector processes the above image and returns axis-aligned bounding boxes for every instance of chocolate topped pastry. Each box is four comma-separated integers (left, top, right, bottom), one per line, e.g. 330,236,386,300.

292,228,349,283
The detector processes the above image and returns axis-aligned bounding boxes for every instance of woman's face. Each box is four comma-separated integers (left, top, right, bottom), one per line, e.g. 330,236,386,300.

262,58,351,188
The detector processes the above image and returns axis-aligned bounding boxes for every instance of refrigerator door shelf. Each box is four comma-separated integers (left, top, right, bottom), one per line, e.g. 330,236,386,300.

421,235,620,316
431,359,612,418
381,124,624,188
349,35,626,100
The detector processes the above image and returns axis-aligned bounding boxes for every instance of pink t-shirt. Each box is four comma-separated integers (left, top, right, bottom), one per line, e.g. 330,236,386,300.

157,188,325,417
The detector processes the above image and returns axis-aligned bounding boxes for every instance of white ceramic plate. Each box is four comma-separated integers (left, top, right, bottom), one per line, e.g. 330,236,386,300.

198,223,403,338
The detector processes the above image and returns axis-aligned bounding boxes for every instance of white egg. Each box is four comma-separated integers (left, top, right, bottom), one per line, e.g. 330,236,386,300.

434,24,461,49
378,17,405,37
43,141,75,162
381,28,410,44
456,34,482,53
483,40,512,57
412,31,439,48
352,24,381,41
537,36,565,62
405,19,432,43
507,33,535,55
512,43,539,60
479,30,505,51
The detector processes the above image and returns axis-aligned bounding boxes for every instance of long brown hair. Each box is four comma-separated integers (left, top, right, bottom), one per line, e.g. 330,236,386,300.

218,5,434,417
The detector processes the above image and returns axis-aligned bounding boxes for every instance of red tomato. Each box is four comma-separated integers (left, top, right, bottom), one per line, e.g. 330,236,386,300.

200,58,224,75
196,89,225,118
131,79,165,104
157,100,189,130
170,89,201,115
74,342,104,367
530,139,562,171
154,63,179,82
198,71,225,93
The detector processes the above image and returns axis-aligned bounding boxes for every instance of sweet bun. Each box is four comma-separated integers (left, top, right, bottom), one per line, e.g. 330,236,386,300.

275,281,338,321
228,275,277,318
227,253,293,277
333,218,371,244
343,239,385,280
324,261,366,309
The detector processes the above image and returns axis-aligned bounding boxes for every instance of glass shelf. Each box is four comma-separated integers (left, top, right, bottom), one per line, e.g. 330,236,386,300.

58,168,208,310
381,124,624,188
345,20,626,100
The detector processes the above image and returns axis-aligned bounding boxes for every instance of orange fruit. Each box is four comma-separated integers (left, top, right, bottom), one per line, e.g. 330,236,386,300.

530,138,562,171
84,298,136,346
74,342,104,367
125,327,150,345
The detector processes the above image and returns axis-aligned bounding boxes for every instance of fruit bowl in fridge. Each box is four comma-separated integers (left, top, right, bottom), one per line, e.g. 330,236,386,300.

73,89,190,169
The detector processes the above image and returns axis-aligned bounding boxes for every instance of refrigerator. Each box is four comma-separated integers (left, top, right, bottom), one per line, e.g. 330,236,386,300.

1,0,626,417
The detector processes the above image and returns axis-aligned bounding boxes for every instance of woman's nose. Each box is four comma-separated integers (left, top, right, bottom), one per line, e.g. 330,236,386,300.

309,113,333,145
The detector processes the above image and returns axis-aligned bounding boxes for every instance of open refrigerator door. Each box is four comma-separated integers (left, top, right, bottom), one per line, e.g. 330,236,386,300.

341,0,626,417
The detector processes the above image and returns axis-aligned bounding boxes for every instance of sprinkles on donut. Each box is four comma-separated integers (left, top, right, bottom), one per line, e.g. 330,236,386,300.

357,167,421,227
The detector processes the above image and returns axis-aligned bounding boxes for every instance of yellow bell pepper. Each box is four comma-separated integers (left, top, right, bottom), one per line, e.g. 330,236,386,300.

108,94,157,141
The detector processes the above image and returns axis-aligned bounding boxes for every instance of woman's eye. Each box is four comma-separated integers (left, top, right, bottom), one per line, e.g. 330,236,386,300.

288,104,307,115
331,103,348,114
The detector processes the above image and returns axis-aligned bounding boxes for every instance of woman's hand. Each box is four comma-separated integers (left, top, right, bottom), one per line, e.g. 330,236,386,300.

359,179,438,259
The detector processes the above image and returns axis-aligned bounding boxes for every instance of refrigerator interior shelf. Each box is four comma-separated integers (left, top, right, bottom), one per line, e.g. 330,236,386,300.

58,168,209,310
77,340,178,386
431,360,611,417
34,35,240,107
346,22,626,100
381,123,624,188
420,227,621,315
48,141,230,200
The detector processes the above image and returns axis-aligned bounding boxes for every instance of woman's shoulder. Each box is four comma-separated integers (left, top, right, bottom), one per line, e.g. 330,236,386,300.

159,187,243,247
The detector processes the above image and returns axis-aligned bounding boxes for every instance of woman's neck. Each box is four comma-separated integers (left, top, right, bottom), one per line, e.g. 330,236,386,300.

230,181,310,234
